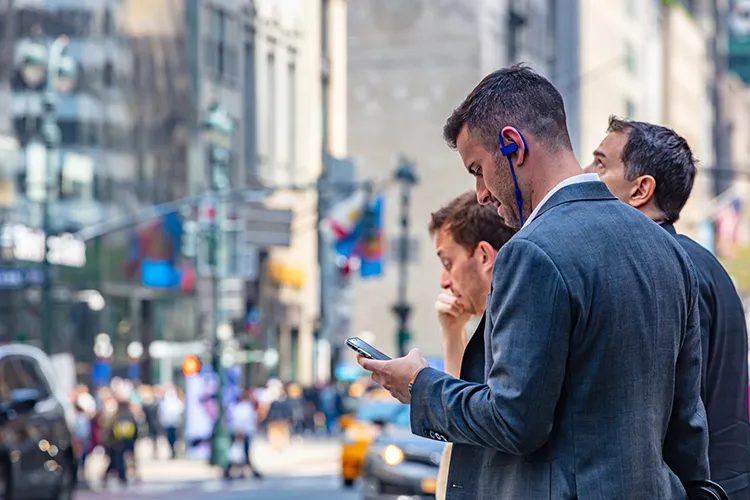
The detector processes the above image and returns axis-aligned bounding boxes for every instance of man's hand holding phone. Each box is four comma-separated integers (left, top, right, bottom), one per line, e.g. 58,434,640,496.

347,337,428,404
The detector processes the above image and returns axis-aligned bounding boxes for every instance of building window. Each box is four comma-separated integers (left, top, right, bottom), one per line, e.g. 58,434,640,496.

266,49,276,162
210,9,226,78
103,61,114,87
244,39,257,181
625,99,636,118
103,8,114,35
625,41,636,75
288,59,296,174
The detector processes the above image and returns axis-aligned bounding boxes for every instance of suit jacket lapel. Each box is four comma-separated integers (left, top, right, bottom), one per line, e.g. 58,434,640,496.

459,313,486,383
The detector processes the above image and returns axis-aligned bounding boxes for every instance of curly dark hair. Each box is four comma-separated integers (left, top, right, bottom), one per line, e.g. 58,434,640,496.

429,191,517,251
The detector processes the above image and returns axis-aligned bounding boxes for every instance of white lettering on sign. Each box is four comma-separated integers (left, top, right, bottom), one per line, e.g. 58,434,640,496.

47,233,86,268
1,224,86,268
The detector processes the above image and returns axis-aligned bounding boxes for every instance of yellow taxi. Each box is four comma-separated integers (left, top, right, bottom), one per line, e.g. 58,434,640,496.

340,389,404,487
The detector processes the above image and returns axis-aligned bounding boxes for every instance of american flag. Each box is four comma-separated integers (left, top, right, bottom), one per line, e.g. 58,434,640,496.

714,198,742,258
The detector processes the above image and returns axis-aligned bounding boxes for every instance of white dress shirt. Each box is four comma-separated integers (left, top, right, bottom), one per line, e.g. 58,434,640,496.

523,173,602,227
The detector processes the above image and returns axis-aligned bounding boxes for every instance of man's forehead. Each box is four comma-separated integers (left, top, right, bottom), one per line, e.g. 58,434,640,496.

602,130,628,149
435,225,455,251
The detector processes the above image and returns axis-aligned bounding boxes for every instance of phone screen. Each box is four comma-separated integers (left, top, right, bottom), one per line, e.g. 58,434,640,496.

345,337,392,361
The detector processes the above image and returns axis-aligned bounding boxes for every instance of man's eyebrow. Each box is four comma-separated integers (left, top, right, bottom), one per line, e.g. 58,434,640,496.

593,150,606,159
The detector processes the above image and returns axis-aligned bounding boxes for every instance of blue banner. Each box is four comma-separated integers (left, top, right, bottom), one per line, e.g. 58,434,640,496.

142,259,182,288
358,195,385,278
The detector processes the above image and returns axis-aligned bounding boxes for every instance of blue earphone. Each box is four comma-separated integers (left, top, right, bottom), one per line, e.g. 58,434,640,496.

498,130,529,226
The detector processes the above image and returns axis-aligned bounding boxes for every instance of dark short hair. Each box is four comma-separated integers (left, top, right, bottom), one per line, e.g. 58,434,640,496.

607,116,697,223
443,64,572,153
429,191,517,251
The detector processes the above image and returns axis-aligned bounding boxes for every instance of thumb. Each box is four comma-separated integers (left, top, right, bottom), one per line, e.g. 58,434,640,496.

357,355,387,372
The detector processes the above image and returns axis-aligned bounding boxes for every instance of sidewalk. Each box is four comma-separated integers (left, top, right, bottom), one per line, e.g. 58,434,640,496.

84,435,341,486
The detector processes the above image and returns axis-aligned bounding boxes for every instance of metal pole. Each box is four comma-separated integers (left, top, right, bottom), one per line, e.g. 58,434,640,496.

207,112,232,469
392,157,417,358
40,35,69,354
711,0,730,197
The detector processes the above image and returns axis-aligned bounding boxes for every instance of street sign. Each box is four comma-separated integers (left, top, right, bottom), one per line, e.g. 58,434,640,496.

1,224,86,268
0,266,45,288
243,204,292,247
389,236,419,263
220,278,245,319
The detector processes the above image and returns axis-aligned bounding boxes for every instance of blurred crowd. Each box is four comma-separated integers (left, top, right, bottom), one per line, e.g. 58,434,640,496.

68,377,350,487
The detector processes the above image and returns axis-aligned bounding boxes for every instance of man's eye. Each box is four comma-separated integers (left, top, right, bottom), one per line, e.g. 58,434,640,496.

469,166,482,177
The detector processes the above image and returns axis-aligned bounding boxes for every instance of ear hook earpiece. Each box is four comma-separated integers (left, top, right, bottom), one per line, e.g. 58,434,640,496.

498,129,528,226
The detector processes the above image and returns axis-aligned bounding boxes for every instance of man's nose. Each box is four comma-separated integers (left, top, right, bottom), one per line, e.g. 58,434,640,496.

582,163,595,174
475,177,491,205
440,269,452,289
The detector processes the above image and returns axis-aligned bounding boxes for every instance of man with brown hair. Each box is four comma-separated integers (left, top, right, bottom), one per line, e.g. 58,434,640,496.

428,191,517,499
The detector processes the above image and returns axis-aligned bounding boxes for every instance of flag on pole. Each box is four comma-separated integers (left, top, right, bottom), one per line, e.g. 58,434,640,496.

320,190,368,259
358,195,385,278
714,197,742,258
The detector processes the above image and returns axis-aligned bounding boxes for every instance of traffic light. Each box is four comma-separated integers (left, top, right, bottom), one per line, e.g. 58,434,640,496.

182,355,201,377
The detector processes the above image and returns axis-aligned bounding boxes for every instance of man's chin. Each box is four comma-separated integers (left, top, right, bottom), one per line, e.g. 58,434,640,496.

497,209,521,228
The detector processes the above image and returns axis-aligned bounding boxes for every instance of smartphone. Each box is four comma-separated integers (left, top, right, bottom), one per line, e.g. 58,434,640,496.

345,337,392,361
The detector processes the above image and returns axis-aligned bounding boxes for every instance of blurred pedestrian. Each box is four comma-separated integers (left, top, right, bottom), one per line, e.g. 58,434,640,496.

318,383,343,436
427,191,516,500
101,395,138,486
139,385,162,459
158,386,184,459
584,117,750,498
224,389,262,479
73,392,95,483
265,387,292,452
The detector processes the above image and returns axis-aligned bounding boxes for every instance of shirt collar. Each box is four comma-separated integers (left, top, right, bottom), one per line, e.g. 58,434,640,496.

523,173,602,227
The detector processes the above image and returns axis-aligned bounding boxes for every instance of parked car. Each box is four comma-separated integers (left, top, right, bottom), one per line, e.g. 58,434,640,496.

0,344,78,499
361,404,445,499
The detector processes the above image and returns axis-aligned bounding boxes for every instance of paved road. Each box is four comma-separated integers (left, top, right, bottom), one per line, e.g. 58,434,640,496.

76,475,361,500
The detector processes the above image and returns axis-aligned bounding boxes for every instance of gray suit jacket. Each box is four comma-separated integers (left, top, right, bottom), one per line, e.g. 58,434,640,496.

410,181,709,499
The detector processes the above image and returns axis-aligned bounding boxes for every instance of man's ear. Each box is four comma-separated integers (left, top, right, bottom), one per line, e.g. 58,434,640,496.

475,241,495,271
500,126,527,166
628,175,656,209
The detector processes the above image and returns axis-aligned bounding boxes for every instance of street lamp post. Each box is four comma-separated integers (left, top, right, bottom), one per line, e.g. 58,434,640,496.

20,34,78,354
392,157,418,358
204,102,234,468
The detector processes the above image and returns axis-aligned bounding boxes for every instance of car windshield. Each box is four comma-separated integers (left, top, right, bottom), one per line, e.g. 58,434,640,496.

355,401,405,423
390,404,410,427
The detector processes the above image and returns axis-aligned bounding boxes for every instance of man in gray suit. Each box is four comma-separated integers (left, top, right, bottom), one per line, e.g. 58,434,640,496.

357,65,709,499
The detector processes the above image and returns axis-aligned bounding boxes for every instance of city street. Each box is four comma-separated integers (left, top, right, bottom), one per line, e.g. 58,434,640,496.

77,475,360,500
76,436,361,499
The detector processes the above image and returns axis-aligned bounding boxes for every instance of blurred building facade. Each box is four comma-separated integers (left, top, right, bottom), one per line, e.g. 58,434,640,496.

346,0,554,359
0,0,347,386
0,0,142,371
554,0,723,242
245,0,348,385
